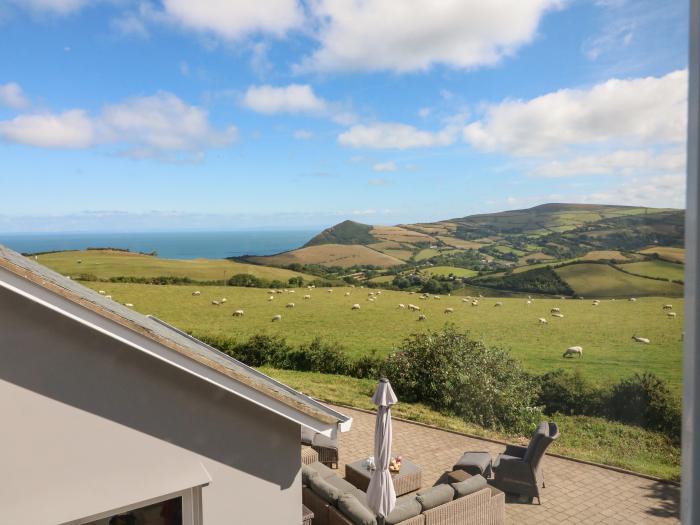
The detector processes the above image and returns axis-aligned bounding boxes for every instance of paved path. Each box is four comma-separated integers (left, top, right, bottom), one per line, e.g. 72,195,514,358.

333,405,680,525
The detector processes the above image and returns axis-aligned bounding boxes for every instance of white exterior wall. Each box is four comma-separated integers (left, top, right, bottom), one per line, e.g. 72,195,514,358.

0,285,302,525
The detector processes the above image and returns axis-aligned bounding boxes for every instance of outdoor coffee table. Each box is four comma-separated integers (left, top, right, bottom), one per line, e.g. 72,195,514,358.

345,457,422,496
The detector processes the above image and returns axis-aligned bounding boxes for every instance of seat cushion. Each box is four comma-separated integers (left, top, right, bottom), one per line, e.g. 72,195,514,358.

416,484,455,511
453,452,492,476
451,474,487,498
306,461,337,480
492,454,521,470
337,494,377,525
309,475,343,505
383,496,422,525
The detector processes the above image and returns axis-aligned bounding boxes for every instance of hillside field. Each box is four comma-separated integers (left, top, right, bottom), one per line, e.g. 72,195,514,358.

422,266,479,278
85,282,684,393
619,260,685,282
36,250,314,282
247,244,404,268
554,263,684,297
640,246,685,263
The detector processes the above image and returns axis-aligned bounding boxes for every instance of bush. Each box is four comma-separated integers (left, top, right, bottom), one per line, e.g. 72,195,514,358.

234,334,292,367
537,369,604,416
607,373,681,442
383,327,542,434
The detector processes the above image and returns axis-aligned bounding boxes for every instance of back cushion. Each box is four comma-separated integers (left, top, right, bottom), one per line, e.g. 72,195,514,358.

416,484,455,511
309,475,343,505
301,464,319,486
523,422,548,463
383,496,422,524
451,475,487,498
337,494,377,525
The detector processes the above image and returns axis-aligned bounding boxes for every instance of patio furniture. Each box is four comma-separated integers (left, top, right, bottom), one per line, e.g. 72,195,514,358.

302,503,314,525
312,444,339,469
446,469,472,484
345,457,422,497
302,460,505,525
302,445,320,465
491,421,560,504
452,451,493,478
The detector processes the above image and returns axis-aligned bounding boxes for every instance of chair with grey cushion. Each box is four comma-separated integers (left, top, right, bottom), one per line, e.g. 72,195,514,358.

491,421,559,504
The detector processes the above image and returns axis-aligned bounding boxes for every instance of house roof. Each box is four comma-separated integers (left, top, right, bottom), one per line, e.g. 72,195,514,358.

0,244,351,433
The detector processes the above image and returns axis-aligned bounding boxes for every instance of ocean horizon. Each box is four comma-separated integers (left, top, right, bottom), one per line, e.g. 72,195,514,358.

0,230,317,260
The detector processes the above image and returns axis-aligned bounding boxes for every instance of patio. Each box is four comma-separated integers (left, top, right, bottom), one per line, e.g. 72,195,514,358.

331,405,680,525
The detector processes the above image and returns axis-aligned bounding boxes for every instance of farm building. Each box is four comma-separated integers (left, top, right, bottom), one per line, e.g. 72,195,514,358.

0,244,351,525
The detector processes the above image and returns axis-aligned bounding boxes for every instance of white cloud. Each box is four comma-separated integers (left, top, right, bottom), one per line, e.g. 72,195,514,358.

0,92,237,159
160,0,304,40
0,110,94,148
581,174,685,209
463,70,687,155
9,0,89,15
293,129,313,140
531,149,685,178
0,82,29,109
372,161,396,172
243,84,327,114
339,122,456,150
298,0,564,73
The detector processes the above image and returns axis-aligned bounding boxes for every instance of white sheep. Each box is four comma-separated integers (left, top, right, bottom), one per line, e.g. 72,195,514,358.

494,301,503,307
552,312,564,318
408,304,420,311
289,290,295,294
98,290,106,295
211,300,220,306
462,298,470,303
471,300,479,306
221,298,227,303
629,297,637,302
192,290,201,296
125,303,134,307
538,318,548,324
526,300,532,305
444,307,454,314
233,310,245,317
327,289,333,293
286,302,295,308
275,290,283,294
368,297,376,302
398,304,406,309
563,346,583,358
304,294,311,300
268,296,274,301
663,304,673,310
268,290,275,294
351,304,361,310
550,307,561,313
667,312,677,318
433,295,441,300
105,295,112,300
418,314,427,321
272,314,282,322
632,335,650,344
345,292,351,296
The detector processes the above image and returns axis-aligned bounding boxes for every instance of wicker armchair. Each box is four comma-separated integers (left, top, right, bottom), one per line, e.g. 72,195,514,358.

312,444,339,469
491,421,559,504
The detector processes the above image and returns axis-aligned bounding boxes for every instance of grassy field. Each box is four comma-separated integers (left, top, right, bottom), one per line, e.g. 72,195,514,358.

555,263,684,297
262,367,680,480
640,246,685,263
414,248,440,261
84,282,684,393
619,260,685,282
422,266,479,278
578,250,633,262
37,250,313,282
247,244,404,268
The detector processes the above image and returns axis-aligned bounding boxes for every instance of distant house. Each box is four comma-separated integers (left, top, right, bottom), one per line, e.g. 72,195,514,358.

0,245,351,525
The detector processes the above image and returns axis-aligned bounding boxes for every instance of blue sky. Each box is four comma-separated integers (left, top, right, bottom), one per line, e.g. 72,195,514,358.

0,0,689,232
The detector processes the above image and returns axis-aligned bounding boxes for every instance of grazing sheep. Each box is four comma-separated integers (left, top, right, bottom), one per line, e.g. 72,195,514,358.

98,290,106,295
526,300,532,305
408,304,420,311
433,295,441,300
663,304,673,310
211,300,220,306
286,302,295,308
667,312,677,318
303,294,311,300
351,304,361,310
192,290,201,296
629,297,637,302
268,296,274,301
345,292,351,296
105,295,112,300
125,303,134,307
563,346,583,358
398,304,406,309
552,312,564,318
276,290,283,294
376,290,382,295
538,318,548,324
327,289,333,293
418,314,427,321
632,335,650,344
409,291,416,294
233,310,244,317
268,290,275,294
471,300,479,306
444,307,454,314
462,298,470,303
272,314,282,322
494,301,503,307
550,307,561,313
289,290,295,294
368,297,376,302
221,298,227,303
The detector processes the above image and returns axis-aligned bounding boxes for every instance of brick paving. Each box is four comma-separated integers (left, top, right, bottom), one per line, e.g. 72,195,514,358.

332,405,680,524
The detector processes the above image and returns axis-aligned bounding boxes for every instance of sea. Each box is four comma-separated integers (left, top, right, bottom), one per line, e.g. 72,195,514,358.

0,231,317,260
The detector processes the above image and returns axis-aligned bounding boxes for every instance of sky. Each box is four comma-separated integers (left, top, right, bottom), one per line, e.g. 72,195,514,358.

0,0,689,232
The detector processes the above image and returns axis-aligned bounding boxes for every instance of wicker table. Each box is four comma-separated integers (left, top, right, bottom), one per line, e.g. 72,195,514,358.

345,457,422,496
302,504,314,525
301,445,319,465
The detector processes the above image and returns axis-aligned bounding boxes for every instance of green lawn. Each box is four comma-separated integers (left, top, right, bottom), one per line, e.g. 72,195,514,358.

84,282,684,393
38,250,314,282
261,367,680,481
555,263,684,298
619,260,685,282
422,266,478,278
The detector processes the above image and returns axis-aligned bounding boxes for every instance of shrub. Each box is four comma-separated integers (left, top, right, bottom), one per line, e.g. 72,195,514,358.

537,369,604,416
234,334,292,367
607,373,681,442
383,327,542,434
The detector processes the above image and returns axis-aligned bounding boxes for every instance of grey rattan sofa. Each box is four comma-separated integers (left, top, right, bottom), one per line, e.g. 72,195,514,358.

491,421,559,504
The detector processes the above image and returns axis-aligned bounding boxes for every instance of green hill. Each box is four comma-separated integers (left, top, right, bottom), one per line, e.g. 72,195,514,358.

304,220,377,246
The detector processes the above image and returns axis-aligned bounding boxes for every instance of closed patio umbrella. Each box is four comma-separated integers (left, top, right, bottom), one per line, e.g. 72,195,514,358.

366,378,398,518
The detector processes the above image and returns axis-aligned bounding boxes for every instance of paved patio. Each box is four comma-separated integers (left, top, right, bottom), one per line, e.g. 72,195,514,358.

332,405,680,525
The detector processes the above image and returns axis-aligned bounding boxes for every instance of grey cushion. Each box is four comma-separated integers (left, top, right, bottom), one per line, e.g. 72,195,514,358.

383,496,422,524
416,484,455,511
524,423,547,462
301,464,319,485
309,475,343,505
337,494,377,525
451,474,488,498
306,461,337,479
325,475,361,495
493,454,521,470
